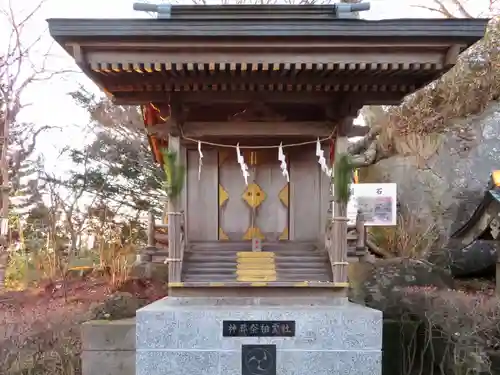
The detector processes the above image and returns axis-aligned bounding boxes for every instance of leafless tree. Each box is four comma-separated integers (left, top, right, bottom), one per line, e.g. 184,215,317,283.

412,0,498,18
0,0,73,289
41,151,105,255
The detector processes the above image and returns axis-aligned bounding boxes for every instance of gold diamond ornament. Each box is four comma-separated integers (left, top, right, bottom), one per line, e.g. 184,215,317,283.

278,183,289,207
242,183,266,208
219,228,229,240
219,184,229,207
242,226,265,240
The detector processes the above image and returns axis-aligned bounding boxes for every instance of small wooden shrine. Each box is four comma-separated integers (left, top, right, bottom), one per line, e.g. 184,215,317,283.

48,4,487,297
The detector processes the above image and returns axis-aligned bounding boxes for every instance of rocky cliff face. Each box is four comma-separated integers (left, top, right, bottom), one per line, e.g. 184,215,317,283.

363,101,500,240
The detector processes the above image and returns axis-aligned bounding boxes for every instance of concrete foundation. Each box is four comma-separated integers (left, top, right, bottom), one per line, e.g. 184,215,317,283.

81,318,135,375
136,297,382,375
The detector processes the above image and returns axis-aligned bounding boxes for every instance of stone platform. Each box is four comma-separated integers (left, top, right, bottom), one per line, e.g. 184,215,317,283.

82,318,135,375
136,297,382,375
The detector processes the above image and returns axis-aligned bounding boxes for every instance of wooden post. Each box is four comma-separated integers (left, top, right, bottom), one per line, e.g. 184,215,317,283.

355,210,366,254
332,224,349,285
167,136,184,283
497,246,500,295
328,202,349,289
147,211,156,247
326,130,351,289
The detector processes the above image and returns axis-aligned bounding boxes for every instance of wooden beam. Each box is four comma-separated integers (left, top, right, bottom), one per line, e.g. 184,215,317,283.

102,71,433,90
86,50,445,68
444,44,461,67
66,43,116,103
113,90,407,106
326,97,363,120
182,121,334,137
145,122,175,137
157,96,188,137
146,121,368,139
78,40,457,51
173,91,335,104
117,91,339,105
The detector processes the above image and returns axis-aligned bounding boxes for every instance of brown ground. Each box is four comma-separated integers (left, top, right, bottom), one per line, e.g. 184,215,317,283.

0,277,167,359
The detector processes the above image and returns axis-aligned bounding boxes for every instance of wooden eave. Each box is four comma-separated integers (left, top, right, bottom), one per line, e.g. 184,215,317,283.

47,10,488,106
47,7,488,164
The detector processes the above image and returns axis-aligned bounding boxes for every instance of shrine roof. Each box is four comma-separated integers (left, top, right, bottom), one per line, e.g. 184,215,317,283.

48,6,487,40
47,6,488,106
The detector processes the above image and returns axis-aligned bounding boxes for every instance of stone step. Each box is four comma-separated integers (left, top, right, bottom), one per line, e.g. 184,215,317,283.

182,274,332,282
184,254,328,263
182,267,331,275
188,241,318,252
183,261,330,270
185,249,324,256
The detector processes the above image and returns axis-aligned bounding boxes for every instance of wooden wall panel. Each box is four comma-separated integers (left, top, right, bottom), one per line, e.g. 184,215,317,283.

186,149,218,241
289,148,330,241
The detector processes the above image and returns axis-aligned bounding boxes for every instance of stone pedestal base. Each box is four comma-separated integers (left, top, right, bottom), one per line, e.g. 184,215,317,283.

82,319,135,375
136,297,382,375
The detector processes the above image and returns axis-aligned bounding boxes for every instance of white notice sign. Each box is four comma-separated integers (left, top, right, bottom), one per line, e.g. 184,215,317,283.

345,183,397,226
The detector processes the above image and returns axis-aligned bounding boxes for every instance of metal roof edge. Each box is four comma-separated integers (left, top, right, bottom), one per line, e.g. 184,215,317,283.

47,18,489,42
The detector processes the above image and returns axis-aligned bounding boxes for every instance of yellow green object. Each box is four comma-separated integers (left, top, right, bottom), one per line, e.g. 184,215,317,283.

161,148,185,199
333,153,354,204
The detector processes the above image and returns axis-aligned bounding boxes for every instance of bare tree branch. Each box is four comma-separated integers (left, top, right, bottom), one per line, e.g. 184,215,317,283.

412,0,484,18
449,0,474,17
412,4,455,17
0,0,72,287
490,0,499,12
40,152,102,254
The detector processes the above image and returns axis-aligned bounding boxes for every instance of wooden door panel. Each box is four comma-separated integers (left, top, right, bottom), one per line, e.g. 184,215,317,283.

218,150,289,241
218,155,250,240
254,165,289,241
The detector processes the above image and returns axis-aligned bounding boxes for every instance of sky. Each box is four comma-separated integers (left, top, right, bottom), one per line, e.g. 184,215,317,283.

0,0,490,174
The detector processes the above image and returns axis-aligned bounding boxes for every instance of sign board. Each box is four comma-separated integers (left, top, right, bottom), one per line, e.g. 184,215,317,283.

344,183,397,226
223,320,295,337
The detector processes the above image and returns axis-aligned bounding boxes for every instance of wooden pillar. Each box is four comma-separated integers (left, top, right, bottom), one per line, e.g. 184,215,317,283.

147,211,156,247
329,116,356,290
331,116,353,217
497,248,500,295
167,135,185,283
355,211,366,253
331,207,349,287
331,136,349,217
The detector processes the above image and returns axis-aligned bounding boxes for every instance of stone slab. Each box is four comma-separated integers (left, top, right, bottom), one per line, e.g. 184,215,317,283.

82,318,135,351
82,350,135,375
137,350,381,375
81,319,136,375
136,297,382,375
